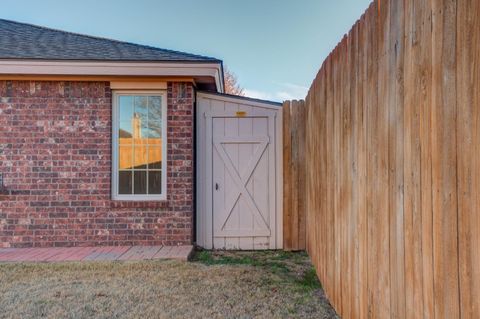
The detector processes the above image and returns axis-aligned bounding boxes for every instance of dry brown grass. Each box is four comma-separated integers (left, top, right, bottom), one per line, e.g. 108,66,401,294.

0,250,338,319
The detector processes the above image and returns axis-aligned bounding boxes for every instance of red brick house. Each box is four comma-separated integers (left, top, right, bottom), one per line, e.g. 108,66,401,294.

0,19,283,250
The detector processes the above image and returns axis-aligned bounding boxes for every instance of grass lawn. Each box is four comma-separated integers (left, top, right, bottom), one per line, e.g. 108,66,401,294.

0,250,338,319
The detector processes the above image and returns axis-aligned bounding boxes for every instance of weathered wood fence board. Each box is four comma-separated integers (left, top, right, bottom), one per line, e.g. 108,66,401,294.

283,0,480,317
457,1,480,319
282,100,306,251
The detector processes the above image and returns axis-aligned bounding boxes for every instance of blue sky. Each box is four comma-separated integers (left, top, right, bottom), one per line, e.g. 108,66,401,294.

1,0,372,101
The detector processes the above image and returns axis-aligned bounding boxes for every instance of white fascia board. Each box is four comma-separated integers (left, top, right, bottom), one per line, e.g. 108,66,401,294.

0,60,224,93
197,91,282,110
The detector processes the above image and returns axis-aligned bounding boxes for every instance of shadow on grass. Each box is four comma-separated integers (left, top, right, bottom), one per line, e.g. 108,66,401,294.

192,250,321,292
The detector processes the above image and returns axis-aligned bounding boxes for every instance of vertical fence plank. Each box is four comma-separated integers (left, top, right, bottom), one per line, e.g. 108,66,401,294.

282,101,292,250
457,0,480,318
332,45,342,313
297,101,306,250
365,3,379,318
283,100,306,251
290,101,300,251
357,12,368,319
305,80,314,276
349,21,360,319
325,55,336,307
387,0,406,318
318,66,327,288
418,1,435,318
341,31,352,318
305,86,314,265
431,0,460,318
372,0,392,317
404,0,424,318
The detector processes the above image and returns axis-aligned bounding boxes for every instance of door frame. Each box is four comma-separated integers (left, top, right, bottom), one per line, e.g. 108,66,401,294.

196,92,283,249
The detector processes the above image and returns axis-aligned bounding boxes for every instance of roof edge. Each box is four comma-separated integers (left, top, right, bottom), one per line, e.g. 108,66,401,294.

0,58,223,64
197,91,282,107
0,60,225,93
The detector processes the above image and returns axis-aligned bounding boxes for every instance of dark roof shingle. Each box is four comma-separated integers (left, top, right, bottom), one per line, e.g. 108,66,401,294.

0,19,221,63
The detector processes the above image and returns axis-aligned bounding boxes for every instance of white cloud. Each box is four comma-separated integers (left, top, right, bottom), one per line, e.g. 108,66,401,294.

244,83,308,102
277,83,309,100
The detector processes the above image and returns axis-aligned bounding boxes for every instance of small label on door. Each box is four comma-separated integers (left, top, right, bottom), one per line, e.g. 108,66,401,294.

235,111,247,117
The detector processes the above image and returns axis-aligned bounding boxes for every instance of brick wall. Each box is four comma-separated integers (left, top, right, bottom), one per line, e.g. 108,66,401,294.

0,81,194,247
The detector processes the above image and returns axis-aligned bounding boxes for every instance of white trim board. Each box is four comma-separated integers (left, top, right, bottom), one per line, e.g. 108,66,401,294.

110,82,167,90
0,60,224,93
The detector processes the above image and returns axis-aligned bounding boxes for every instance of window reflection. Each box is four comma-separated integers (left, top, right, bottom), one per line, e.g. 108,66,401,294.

148,171,162,194
148,147,162,169
118,171,132,194
148,96,162,138
119,145,133,169
119,96,133,122
134,96,148,138
117,95,163,196
133,144,148,170
134,171,147,194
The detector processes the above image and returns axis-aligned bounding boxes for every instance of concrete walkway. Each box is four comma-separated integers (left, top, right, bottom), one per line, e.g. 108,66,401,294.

0,245,193,262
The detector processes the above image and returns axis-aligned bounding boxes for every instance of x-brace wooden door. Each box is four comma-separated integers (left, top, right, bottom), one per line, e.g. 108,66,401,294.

210,113,277,249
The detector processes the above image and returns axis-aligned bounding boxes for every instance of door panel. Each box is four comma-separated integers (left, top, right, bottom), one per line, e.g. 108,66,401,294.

212,116,273,249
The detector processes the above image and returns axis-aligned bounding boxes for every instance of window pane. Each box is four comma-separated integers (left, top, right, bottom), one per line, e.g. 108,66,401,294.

119,145,133,169
119,121,133,143
148,171,162,194
134,171,147,194
147,96,162,139
119,96,133,122
148,146,162,169
120,96,134,143
134,96,148,139
133,144,148,169
119,171,132,194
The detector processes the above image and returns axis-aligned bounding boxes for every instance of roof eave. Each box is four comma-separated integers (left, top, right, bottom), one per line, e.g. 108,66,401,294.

0,59,225,93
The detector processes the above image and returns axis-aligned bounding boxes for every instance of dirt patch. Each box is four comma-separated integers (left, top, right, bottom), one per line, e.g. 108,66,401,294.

0,250,338,319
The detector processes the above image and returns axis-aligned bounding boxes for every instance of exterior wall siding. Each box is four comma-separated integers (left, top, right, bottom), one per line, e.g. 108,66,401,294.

0,81,194,247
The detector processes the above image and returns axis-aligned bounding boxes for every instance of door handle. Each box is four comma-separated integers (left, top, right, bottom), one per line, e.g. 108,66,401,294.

215,183,219,190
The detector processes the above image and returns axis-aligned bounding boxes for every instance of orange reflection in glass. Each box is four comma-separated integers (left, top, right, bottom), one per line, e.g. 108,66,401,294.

119,138,162,169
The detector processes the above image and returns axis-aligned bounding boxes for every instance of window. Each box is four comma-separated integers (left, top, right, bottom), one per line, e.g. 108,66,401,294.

112,91,167,200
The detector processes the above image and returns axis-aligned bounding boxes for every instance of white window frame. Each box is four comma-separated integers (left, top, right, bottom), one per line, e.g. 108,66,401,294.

112,90,168,201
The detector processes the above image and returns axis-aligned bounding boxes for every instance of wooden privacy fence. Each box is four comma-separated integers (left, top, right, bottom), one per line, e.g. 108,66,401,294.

283,0,480,318
282,100,306,251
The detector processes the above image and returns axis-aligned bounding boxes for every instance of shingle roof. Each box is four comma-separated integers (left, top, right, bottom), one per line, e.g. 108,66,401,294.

0,19,221,63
